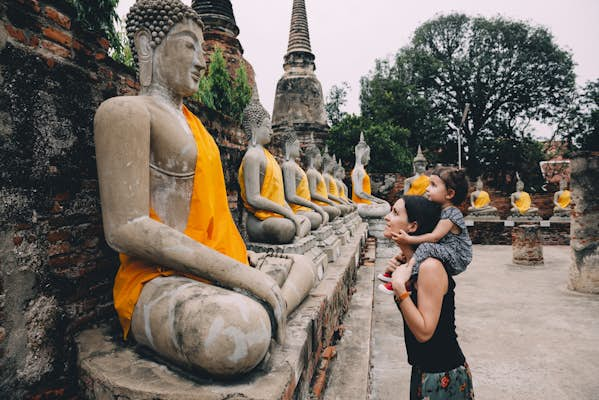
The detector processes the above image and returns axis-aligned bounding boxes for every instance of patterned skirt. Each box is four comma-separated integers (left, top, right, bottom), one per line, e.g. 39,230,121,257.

410,362,475,400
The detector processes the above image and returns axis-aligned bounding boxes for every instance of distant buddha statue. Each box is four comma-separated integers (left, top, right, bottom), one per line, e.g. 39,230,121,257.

403,145,430,196
552,177,571,218
351,132,390,218
510,172,539,217
322,149,352,215
238,92,312,244
280,130,329,230
334,159,357,211
468,177,498,217
93,0,316,377
304,140,342,221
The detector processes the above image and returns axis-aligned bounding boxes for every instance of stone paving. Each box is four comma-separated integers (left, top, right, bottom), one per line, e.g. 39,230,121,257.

328,245,599,399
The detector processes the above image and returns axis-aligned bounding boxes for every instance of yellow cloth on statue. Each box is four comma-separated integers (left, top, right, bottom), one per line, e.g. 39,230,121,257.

291,169,311,213
313,174,330,206
473,191,491,208
339,182,348,200
352,170,372,205
239,148,287,220
406,174,430,196
514,192,532,214
113,105,249,339
557,190,571,208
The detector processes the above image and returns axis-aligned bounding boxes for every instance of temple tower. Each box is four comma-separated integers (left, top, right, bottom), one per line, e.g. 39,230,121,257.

191,0,255,86
272,0,329,150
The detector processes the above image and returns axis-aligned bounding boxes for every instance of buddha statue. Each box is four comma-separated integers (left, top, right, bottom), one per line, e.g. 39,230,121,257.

351,132,390,218
280,130,329,230
304,140,342,221
510,172,539,217
238,92,312,244
334,159,357,211
403,145,430,196
552,177,571,218
467,177,498,217
93,0,314,377
322,149,352,215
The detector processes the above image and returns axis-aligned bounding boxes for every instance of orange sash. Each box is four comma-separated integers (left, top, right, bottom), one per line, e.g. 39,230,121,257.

313,173,330,206
352,170,372,205
290,167,311,213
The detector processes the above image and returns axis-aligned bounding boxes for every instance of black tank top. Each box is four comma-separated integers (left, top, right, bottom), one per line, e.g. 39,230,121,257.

399,274,465,372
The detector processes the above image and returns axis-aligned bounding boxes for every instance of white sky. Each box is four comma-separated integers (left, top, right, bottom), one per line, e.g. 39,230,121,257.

117,1,599,138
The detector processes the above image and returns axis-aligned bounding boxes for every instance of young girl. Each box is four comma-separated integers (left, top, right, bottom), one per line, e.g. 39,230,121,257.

378,167,472,293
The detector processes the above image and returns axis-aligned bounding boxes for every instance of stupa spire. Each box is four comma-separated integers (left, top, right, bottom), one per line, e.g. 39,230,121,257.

286,0,313,55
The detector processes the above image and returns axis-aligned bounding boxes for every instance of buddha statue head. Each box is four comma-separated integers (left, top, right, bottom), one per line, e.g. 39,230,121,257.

282,130,300,161
559,177,567,191
322,146,335,174
334,159,345,180
242,90,272,147
355,132,370,167
413,145,427,174
515,172,524,192
476,176,484,191
126,0,206,94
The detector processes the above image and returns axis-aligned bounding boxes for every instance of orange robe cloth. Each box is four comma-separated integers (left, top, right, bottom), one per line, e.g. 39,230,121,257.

290,167,311,213
327,175,341,204
352,170,372,205
406,174,430,196
239,148,288,220
312,173,331,206
557,190,571,208
514,192,532,214
113,105,248,339
473,191,491,208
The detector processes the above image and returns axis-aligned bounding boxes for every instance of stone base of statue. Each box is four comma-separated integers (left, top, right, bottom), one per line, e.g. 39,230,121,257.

76,223,368,400
550,209,570,222
465,209,500,222
343,211,361,237
331,218,351,245
312,224,342,262
507,211,542,222
247,235,328,281
363,216,386,240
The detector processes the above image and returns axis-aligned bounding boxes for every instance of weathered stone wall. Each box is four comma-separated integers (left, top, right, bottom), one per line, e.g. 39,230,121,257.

0,1,248,398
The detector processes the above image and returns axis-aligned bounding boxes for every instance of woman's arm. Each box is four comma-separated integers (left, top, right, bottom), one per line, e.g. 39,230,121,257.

392,258,448,343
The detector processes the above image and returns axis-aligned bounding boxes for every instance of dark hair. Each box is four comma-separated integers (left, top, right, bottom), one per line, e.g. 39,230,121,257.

402,195,441,235
432,167,469,206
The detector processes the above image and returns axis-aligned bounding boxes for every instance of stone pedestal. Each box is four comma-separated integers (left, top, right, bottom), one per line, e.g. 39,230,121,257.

363,217,386,240
569,152,599,294
343,211,362,237
312,225,342,262
331,218,350,245
507,213,542,223
465,211,500,222
247,235,327,280
549,210,570,222
512,224,544,265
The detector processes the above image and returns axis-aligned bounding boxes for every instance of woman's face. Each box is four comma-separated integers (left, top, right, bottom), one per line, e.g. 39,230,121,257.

383,199,416,239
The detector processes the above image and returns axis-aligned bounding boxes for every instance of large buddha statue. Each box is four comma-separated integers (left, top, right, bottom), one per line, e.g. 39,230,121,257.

334,159,356,211
351,132,390,218
552,177,571,219
238,93,312,244
304,140,342,221
322,149,352,215
93,0,314,377
403,145,430,196
467,176,498,218
510,172,539,217
280,130,329,230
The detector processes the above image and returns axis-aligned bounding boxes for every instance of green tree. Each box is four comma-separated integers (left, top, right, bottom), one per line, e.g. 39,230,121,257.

559,79,599,152
325,82,350,125
68,0,121,52
230,66,253,122
109,22,134,68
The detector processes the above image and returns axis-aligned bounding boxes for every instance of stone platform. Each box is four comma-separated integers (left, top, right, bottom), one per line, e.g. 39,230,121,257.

76,223,367,400
311,225,342,262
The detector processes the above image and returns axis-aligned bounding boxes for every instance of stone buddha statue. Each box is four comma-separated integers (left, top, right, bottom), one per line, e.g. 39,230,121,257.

467,176,498,217
238,93,312,244
552,177,571,218
322,149,352,215
510,172,539,217
280,130,329,230
93,0,314,377
304,140,342,221
403,145,430,196
334,159,356,211
351,132,390,218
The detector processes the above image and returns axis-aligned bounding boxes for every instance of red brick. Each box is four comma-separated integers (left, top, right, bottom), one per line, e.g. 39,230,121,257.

95,52,107,61
51,201,63,214
54,192,70,201
29,35,39,47
47,230,71,243
97,37,110,50
45,56,55,68
44,6,71,29
5,24,27,44
48,242,71,256
42,26,72,47
16,0,41,13
41,40,70,58
13,236,23,246
49,255,70,267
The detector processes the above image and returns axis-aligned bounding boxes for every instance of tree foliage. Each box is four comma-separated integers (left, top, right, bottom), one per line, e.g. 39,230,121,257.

559,79,599,152
325,82,350,125
68,0,121,52
193,48,252,122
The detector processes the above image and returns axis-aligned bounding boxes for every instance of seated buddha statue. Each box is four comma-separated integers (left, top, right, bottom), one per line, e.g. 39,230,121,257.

403,145,430,196
93,0,314,377
552,177,571,218
322,149,352,215
304,140,342,221
334,159,357,211
238,92,311,244
351,132,390,218
280,130,329,230
467,177,498,217
510,172,539,217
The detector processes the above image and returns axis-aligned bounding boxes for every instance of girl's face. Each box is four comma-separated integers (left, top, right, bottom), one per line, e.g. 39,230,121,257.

383,199,416,238
426,174,452,204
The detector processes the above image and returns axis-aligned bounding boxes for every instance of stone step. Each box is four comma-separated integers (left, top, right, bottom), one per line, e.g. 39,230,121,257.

323,260,375,400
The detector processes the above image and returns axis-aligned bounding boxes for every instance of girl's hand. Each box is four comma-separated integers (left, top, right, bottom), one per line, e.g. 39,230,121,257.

386,257,400,274
394,251,407,264
391,263,413,292
391,229,413,245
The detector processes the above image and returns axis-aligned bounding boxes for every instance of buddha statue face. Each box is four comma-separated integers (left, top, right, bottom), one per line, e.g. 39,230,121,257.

252,117,273,146
313,152,323,169
516,180,524,192
414,160,426,174
287,139,300,160
476,178,483,191
361,148,371,166
559,178,567,191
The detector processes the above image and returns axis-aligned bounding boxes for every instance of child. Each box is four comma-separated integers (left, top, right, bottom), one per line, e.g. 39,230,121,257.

378,167,472,294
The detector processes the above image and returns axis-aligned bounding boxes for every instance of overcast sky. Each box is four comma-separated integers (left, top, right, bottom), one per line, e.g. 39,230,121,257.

117,0,599,137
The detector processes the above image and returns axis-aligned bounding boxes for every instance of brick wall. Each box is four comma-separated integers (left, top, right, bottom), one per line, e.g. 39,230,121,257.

0,1,248,398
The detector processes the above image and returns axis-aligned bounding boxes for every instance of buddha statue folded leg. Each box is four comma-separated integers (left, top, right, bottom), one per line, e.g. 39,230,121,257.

357,201,391,218
297,210,323,230
246,213,311,244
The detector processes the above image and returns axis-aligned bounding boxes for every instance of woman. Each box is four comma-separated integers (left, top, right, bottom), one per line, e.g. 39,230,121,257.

385,196,474,400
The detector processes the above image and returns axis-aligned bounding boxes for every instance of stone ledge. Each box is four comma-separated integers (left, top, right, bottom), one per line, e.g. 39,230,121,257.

76,224,367,400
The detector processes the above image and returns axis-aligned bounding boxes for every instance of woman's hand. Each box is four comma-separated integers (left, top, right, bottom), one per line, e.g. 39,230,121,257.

391,229,414,245
391,262,413,293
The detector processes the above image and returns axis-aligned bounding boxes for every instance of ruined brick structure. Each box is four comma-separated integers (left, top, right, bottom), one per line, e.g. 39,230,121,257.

0,1,247,398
